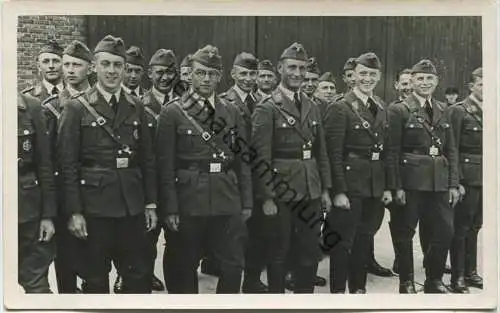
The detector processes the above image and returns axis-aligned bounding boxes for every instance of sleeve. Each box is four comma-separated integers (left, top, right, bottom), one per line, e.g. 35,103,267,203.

444,107,460,188
156,104,178,216
447,105,464,181
135,102,157,207
251,101,276,200
29,100,57,219
386,103,404,190
57,99,83,215
315,106,332,190
233,107,253,210
323,102,347,195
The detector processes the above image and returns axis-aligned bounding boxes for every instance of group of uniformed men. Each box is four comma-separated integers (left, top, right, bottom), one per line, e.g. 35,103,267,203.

18,33,483,295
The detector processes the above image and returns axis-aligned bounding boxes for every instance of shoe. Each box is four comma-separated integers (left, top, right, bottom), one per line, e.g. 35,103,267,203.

450,277,470,293
151,275,165,291
313,275,327,287
351,289,366,294
113,275,124,294
75,286,82,294
284,272,295,291
444,264,452,274
423,279,449,294
367,259,393,277
242,279,268,293
465,273,483,289
399,281,417,294
200,259,220,277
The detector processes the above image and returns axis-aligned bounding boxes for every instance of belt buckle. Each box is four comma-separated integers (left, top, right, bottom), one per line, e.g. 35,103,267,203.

202,131,212,141
302,149,312,160
210,162,222,173
116,157,129,169
371,152,380,161
429,145,439,156
96,116,106,126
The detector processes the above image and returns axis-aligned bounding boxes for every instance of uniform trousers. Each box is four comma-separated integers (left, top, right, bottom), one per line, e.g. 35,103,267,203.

83,213,151,294
327,197,385,293
450,186,482,280
177,214,247,294
263,198,322,293
18,220,55,293
390,191,454,283
163,226,186,293
244,199,267,282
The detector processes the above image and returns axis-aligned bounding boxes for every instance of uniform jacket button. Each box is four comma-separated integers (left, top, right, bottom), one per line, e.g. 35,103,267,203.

473,127,478,131
187,130,192,135
403,159,407,163
148,123,153,127
465,158,470,163
80,179,85,185
23,129,29,135
133,121,138,126
346,165,351,170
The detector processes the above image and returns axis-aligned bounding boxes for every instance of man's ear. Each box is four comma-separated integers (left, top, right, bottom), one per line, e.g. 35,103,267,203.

148,67,153,80
230,68,237,81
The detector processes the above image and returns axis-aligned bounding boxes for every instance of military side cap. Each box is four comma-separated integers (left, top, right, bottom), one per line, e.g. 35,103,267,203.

319,72,336,84
39,39,63,57
126,46,145,67
472,67,482,78
180,54,193,68
192,45,222,70
356,52,382,70
233,52,258,70
63,40,92,62
411,59,437,75
445,87,459,95
258,59,275,72
343,57,357,71
149,49,177,67
279,42,308,62
93,35,126,59
306,57,321,74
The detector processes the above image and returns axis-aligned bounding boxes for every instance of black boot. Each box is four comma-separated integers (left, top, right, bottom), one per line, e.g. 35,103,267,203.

399,280,416,293
329,248,348,293
113,275,124,294
450,276,470,293
424,279,449,293
465,272,483,289
267,263,286,293
367,237,393,277
465,230,483,289
242,271,268,294
151,275,165,292
216,267,242,294
294,264,317,293
200,258,220,277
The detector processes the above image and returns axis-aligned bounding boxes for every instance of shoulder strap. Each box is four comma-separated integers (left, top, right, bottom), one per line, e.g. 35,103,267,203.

273,104,311,144
144,106,159,121
41,94,61,119
463,102,483,127
174,102,225,158
76,95,133,154
401,101,443,147
345,101,381,145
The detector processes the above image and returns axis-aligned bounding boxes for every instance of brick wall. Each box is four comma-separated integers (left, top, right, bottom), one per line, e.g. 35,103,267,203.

17,15,87,91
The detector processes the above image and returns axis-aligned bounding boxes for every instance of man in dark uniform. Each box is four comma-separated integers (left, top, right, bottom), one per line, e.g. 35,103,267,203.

448,67,483,293
324,52,393,294
341,57,357,94
256,59,278,98
156,45,252,294
314,72,341,116
45,40,93,294
387,68,413,275
122,46,147,97
300,57,320,98
22,40,64,100
58,35,158,294
180,53,193,87
252,42,332,293
18,92,57,293
387,59,460,293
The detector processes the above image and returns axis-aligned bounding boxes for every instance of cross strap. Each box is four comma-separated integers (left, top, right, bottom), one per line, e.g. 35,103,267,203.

273,103,312,145
464,102,483,127
144,106,159,121
401,101,443,147
346,101,383,147
41,94,61,120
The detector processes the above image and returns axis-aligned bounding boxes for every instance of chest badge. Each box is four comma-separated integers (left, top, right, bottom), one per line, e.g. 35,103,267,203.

133,129,139,140
22,139,32,152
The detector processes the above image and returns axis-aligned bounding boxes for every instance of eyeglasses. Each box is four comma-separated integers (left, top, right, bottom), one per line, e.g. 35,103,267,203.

192,69,220,79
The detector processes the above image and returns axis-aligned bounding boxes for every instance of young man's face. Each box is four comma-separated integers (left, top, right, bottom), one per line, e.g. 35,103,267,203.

38,52,62,84
191,61,221,98
231,65,257,93
342,69,356,90
62,55,91,87
354,64,381,95
123,63,144,89
180,66,192,85
149,65,177,93
394,73,413,99
278,58,307,91
300,72,320,96
411,73,438,98
469,77,483,101
315,81,336,103
445,93,459,104
257,70,277,93
94,52,125,93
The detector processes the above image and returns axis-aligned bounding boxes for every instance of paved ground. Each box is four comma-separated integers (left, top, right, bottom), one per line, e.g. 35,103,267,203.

45,212,482,294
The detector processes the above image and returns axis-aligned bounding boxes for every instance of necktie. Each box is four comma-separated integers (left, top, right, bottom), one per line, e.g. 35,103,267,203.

245,94,255,113
367,98,378,118
110,94,118,113
294,92,301,113
163,93,170,106
131,90,137,97
51,86,59,95
424,100,433,120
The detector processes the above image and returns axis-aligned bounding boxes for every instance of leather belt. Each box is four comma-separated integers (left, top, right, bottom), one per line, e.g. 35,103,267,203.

403,148,442,156
82,159,139,169
273,150,315,160
459,147,482,154
177,159,234,173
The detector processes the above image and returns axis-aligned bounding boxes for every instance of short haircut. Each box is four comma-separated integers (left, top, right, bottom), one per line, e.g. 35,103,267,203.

396,68,412,82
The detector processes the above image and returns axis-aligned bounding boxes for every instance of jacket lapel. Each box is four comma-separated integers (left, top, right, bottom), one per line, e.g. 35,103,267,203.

278,89,300,119
229,87,252,119
300,92,312,124
113,91,136,129
345,91,375,124
431,98,443,126
406,94,426,121
372,96,386,128
87,87,115,121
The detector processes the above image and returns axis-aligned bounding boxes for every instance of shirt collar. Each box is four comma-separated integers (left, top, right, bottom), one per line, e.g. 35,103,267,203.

279,83,299,102
152,87,174,105
66,84,91,97
96,82,121,103
469,94,482,108
353,86,372,106
121,83,141,96
42,79,64,94
257,89,269,98
203,93,216,109
233,84,251,102
413,92,432,108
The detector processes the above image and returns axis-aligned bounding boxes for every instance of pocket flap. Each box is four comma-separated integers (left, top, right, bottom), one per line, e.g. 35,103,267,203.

80,172,103,187
405,122,424,129
175,169,192,184
21,178,39,189
177,125,197,136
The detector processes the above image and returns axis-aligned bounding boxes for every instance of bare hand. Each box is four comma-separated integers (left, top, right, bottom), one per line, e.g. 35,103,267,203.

449,187,461,208
458,184,466,202
145,208,158,232
381,190,393,206
165,214,179,232
263,199,278,216
39,218,55,242
395,189,406,206
68,214,87,239
333,193,350,210
242,208,252,222
321,190,332,213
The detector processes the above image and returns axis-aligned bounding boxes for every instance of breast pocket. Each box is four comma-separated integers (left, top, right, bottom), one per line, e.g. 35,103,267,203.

274,117,295,145
403,120,425,146
121,118,142,147
80,115,101,146
176,124,197,152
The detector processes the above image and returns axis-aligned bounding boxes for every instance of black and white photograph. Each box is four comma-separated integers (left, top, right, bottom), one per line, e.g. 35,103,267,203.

2,0,498,311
